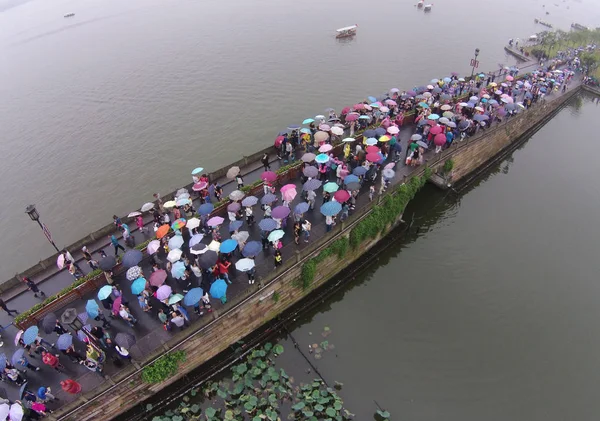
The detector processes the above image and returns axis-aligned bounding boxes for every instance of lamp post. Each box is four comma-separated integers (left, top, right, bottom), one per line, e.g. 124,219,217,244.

25,204,60,253
470,47,480,79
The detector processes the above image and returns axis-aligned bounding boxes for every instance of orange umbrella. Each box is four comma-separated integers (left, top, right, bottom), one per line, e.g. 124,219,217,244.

156,224,170,239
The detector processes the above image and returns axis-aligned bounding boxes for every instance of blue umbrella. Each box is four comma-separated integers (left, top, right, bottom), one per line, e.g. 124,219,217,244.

77,329,88,342
344,175,359,185
353,166,367,176
210,279,228,300
300,128,311,134
259,218,278,231
367,96,377,103
428,114,440,120
228,220,243,233
374,127,386,136
168,235,184,250
86,300,100,318
363,129,376,138
56,334,73,351
302,118,314,124
131,277,147,295
260,194,277,205
241,196,258,207
443,77,452,83
473,114,490,121
220,239,238,254
365,138,378,146
189,234,204,247
171,261,186,279
98,285,113,300
320,201,342,216
183,288,204,306
122,249,143,269
22,326,38,345
0,354,7,371
191,167,204,175
242,241,262,257
11,349,25,366
295,202,310,214
432,87,442,94
303,179,322,192
315,154,330,164
359,115,370,120
198,203,214,216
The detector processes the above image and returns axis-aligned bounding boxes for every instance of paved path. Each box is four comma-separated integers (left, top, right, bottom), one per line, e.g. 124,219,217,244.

0,67,581,413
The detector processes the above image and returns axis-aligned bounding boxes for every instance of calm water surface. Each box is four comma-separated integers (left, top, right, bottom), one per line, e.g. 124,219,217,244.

277,97,600,421
1,0,598,278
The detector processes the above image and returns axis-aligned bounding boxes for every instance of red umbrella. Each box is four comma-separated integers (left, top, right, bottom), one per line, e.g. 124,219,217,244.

366,153,380,163
192,182,208,191
434,133,447,146
261,171,277,182
429,125,443,135
345,114,359,122
274,136,284,147
366,146,380,154
149,270,167,287
333,190,350,203
112,296,122,314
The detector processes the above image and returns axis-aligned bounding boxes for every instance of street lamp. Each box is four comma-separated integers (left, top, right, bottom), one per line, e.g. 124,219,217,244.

25,204,60,252
470,47,480,78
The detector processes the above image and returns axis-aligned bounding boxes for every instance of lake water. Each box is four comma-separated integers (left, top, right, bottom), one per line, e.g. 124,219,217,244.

1,0,599,279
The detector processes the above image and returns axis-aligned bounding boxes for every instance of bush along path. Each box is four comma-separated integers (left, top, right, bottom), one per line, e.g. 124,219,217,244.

147,343,361,421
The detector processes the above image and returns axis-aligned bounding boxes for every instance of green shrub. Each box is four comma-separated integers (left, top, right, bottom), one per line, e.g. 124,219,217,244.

300,260,316,290
134,238,155,251
142,350,186,384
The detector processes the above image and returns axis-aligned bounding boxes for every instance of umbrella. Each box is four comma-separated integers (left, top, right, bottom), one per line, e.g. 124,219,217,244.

220,239,238,254
331,126,344,136
156,224,170,239
126,266,142,281
272,206,290,219
98,285,113,301
198,203,214,216
410,134,422,141
282,189,297,202
41,313,57,334
428,114,440,120
433,134,446,146
319,144,333,153
231,231,249,244
11,349,26,367
128,211,141,218
9,404,23,421
366,146,380,154
344,175,360,185
353,166,367,176
14,331,24,346
323,182,339,193
342,137,356,143
190,243,208,255
318,124,331,131
181,288,204,307
366,153,380,163
261,193,277,205
228,220,243,233
473,114,489,121
241,196,258,207
303,166,319,178
156,285,172,300
209,240,221,251
227,202,241,213
345,113,359,122
382,168,396,179
416,140,429,149
146,240,161,255
115,332,136,349
171,261,186,279
78,311,89,324
241,241,261,258
122,250,143,268
0,404,6,420
77,329,88,342
56,254,67,269
229,190,245,201
199,250,218,269
149,269,167,287
333,190,350,202
295,202,310,214
22,326,38,345
86,300,99,318
443,111,455,118
226,166,240,179
99,255,117,271
302,118,315,124
268,230,285,242
430,125,443,135
301,153,316,163
192,182,208,192
374,127,386,136
175,198,189,207
210,279,228,300
387,126,399,135
191,167,204,175
303,179,321,192
365,137,378,146
315,154,330,164
56,333,73,351
235,258,255,272
320,201,342,216
207,216,224,227
111,296,122,314
258,218,278,231
363,129,376,138
131,277,147,295
186,218,201,230
314,131,329,142
171,218,186,231
346,182,361,191
280,184,295,193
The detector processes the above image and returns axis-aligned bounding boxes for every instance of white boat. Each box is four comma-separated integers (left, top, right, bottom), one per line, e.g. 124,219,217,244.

336,25,358,38
424,4,432,11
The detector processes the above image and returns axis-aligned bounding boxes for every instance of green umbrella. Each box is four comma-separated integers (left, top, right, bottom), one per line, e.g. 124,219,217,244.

323,182,339,193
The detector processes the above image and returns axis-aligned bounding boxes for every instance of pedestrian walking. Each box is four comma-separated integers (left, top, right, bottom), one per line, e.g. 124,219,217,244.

4,367,25,385
21,276,45,298
247,266,256,285
170,312,186,329
302,220,311,242
42,351,64,372
136,215,146,233
0,298,18,316
114,345,131,360
31,401,52,417
53,320,68,336
91,326,112,348
261,153,270,171
369,185,375,201
113,215,122,229
63,345,85,363
218,258,232,284
110,234,125,256
236,174,244,189
307,190,316,209
293,222,302,245
60,379,82,395
15,353,40,372
119,305,137,327
245,206,254,225
274,250,283,269
37,386,57,403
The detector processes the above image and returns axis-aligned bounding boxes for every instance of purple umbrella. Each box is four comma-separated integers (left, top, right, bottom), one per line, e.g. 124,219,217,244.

406,90,417,97
227,202,241,212
156,285,172,300
258,218,278,231
303,166,319,178
260,194,277,205
303,179,322,192
242,241,262,257
272,206,290,219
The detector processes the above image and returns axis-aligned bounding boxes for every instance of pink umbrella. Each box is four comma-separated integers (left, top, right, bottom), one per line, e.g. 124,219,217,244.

341,106,351,114
387,126,399,135
384,162,396,169
192,182,208,191
112,296,122,314
149,270,167,287
280,184,296,193
380,106,390,113
427,120,438,126
366,146,380,154
319,144,333,153
366,153,380,163
274,136,284,147
385,99,397,106
430,125,443,135
156,285,172,301
207,216,224,227
318,124,331,131
505,75,514,81
345,114,359,122
353,103,365,110
333,190,350,203
434,134,447,146
261,171,277,182
282,189,297,202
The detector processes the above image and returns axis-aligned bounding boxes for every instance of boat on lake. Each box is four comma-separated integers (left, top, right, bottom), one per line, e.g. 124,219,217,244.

64,13,75,18
534,18,553,28
336,25,357,39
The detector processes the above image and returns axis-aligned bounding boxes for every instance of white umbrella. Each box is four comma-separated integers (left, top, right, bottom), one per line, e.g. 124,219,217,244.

146,240,161,255
141,202,154,212
163,200,176,209
331,126,344,136
168,235,184,250
342,137,356,142
208,240,221,252
226,166,241,179
167,249,183,263
9,403,23,421
56,251,74,269
186,218,201,229
128,211,142,218
126,266,142,281
235,258,255,272
231,231,250,244
229,190,244,201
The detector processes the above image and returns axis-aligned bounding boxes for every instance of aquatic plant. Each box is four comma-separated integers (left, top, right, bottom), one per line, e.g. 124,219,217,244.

142,350,186,384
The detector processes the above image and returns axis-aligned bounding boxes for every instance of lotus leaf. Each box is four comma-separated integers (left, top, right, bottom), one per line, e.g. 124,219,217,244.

273,344,284,355
190,404,200,414
217,389,228,399
377,409,391,418
205,408,217,418
172,416,183,421
292,401,305,411
315,404,325,411
244,401,256,412
264,342,273,352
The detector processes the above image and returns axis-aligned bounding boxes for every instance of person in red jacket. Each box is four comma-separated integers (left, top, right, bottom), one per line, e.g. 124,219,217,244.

61,379,82,394
42,351,63,372
217,259,231,284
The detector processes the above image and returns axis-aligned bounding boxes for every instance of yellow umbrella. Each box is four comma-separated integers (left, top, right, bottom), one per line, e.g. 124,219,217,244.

163,200,176,209
379,135,391,142
489,82,497,87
